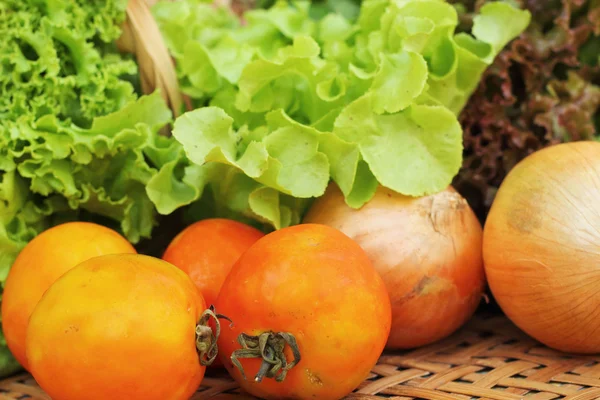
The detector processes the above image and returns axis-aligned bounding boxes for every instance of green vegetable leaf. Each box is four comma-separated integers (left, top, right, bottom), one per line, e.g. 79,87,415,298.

318,13,357,42
472,2,532,63
2,91,172,246
370,50,429,113
173,107,330,199
334,94,463,197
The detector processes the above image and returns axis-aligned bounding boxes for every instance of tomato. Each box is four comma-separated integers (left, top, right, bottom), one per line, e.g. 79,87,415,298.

1,222,136,370
162,218,264,308
26,254,215,400
215,224,392,400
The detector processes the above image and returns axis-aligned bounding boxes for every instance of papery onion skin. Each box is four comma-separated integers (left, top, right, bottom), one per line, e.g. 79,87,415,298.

483,141,600,354
303,184,485,349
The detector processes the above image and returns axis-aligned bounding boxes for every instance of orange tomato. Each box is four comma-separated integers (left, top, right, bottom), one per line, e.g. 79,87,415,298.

26,254,211,400
215,224,392,400
1,222,136,370
162,218,264,308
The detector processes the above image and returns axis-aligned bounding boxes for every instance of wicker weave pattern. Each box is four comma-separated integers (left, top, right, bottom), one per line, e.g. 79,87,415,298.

2,317,599,400
352,317,600,400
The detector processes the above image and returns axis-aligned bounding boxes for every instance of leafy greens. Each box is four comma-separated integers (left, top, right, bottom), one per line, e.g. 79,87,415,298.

152,0,531,229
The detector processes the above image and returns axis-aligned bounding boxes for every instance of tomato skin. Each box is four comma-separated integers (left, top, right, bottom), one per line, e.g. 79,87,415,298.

162,218,264,308
1,222,136,370
26,254,206,400
215,224,392,400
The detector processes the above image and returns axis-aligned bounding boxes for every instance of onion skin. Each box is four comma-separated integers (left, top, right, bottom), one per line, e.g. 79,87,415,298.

303,184,485,349
483,141,600,354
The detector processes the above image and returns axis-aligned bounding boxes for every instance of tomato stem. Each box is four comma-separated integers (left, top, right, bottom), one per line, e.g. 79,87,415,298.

231,332,301,383
195,305,232,366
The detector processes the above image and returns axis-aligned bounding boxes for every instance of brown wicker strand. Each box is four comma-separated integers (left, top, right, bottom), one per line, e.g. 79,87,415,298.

116,0,183,117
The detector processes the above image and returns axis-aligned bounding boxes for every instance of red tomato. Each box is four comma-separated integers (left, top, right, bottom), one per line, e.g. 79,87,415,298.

215,224,391,400
162,218,264,308
2,222,136,370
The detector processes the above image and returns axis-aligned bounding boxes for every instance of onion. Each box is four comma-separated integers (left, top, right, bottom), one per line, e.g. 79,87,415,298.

483,141,600,354
303,184,485,349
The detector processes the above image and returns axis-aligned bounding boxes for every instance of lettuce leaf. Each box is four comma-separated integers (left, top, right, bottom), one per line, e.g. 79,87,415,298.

6,92,172,245
154,0,530,228
0,0,136,127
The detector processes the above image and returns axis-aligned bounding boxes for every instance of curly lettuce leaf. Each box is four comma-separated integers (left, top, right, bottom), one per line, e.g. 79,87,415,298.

1,0,136,126
9,93,173,244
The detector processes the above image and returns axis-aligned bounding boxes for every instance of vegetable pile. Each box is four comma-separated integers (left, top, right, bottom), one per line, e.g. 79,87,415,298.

0,0,534,383
18,1,600,399
0,0,172,273
0,0,183,375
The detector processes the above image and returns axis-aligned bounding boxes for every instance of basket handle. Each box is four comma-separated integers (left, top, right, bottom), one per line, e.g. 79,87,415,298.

116,0,183,118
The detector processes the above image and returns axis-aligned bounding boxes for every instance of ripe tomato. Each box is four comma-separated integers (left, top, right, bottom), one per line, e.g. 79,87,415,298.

215,224,392,400
26,254,216,400
1,222,136,370
162,218,264,308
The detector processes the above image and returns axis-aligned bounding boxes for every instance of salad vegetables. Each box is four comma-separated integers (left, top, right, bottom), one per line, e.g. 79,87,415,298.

0,0,175,375
0,0,531,380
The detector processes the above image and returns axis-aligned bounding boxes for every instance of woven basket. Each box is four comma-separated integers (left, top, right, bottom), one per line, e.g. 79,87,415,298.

2,316,600,400
5,2,598,400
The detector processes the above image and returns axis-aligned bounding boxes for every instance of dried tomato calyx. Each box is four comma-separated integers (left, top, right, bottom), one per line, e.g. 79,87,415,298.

195,305,232,366
231,331,301,383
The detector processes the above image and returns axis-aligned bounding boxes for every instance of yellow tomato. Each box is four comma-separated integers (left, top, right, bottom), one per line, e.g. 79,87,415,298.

26,254,209,400
1,222,136,370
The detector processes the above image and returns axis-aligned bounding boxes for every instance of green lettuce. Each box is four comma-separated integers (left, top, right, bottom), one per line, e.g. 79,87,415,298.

0,91,174,264
153,0,530,227
0,0,135,126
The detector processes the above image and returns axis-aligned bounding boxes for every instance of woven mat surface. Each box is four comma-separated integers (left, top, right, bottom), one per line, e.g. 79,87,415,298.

2,316,599,400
